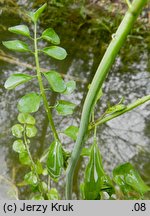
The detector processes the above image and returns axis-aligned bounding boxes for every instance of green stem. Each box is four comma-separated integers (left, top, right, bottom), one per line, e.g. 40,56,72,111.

34,23,59,141
23,125,46,198
65,0,148,199
89,95,150,130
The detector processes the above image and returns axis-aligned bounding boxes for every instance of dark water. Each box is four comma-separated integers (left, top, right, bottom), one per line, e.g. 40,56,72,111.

0,1,150,199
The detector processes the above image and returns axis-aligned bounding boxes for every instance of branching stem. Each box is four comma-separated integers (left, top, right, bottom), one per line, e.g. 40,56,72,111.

65,0,149,199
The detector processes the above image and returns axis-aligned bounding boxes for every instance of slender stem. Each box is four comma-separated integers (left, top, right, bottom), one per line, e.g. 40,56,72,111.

23,125,46,198
23,126,35,167
89,95,150,130
34,23,59,141
65,0,149,199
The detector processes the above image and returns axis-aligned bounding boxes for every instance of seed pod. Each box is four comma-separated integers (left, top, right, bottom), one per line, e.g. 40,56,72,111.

84,140,105,200
47,140,64,181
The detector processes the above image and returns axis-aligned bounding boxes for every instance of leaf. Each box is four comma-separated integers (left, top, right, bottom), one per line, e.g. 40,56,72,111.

42,46,67,60
26,125,37,138
41,28,60,45
62,80,76,95
19,151,31,165
47,140,64,180
4,73,33,90
17,113,35,125
113,163,150,195
28,3,47,23
83,140,105,200
43,71,66,93
47,188,60,200
24,171,38,186
2,40,31,52
35,161,43,175
12,140,25,153
17,92,41,113
31,194,44,200
63,125,79,141
8,25,30,37
56,100,76,115
11,124,24,138
80,147,91,157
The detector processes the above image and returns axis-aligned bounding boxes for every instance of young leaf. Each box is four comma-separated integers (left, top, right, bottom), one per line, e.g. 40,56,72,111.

47,188,60,200
4,73,33,90
24,171,38,186
17,113,36,125
63,125,79,141
2,40,31,52
113,163,150,195
28,3,47,23
83,140,105,200
43,71,66,93
56,100,76,115
42,46,67,60
17,92,41,113
12,140,25,153
62,80,76,95
41,28,60,45
11,124,24,138
26,125,37,138
8,25,30,37
47,140,64,180
19,151,31,165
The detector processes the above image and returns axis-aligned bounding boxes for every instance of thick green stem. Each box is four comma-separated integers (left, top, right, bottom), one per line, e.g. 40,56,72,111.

34,23,59,141
65,0,149,199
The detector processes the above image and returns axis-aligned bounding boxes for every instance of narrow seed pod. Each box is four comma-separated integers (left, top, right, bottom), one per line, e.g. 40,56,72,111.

47,140,64,181
83,140,105,200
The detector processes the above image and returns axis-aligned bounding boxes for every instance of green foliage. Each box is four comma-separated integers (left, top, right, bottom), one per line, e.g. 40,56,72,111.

17,113,36,125
43,71,66,93
83,139,105,200
56,100,76,115
47,188,60,200
4,74,33,90
2,2,149,200
8,25,31,37
42,46,67,60
41,28,60,45
28,3,47,23
24,171,38,186
11,124,24,138
12,140,25,153
2,40,31,52
113,163,150,196
26,125,37,138
63,126,79,141
17,92,41,113
47,140,64,181
62,80,76,95
19,151,31,165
